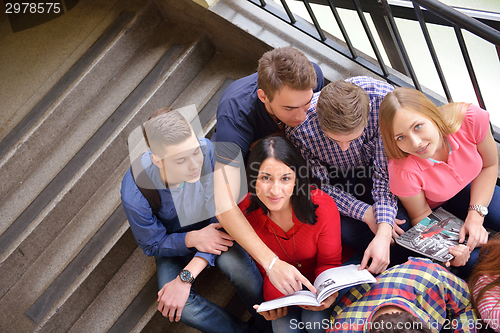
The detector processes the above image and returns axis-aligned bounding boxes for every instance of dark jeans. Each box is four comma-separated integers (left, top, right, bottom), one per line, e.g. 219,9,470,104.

156,243,271,333
318,165,412,268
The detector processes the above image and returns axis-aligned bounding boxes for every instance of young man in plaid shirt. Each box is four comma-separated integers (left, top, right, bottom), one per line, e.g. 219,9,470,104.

286,76,411,275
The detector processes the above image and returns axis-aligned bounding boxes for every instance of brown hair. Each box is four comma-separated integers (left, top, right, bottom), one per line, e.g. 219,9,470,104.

143,107,193,157
316,81,370,134
257,47,317,101
379,87,467,160
469,232,500,315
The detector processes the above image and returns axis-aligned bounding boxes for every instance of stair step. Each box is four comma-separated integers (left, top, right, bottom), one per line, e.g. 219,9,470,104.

0,3,166,244
67,248,156,333
0,1,165,204
0,11,134,160
0,42,186,266
170,52,257,137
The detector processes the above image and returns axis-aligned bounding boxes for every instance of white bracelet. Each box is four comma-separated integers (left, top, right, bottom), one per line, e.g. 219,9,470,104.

266,256,279,275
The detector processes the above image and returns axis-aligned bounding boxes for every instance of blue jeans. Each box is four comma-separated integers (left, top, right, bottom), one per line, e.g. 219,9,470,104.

156,243,270,333
439,183,500,280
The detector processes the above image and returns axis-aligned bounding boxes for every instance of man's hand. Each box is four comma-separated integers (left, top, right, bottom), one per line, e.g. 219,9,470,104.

461,213,488,251
253,305,288,321
185,223,234,255
267,258,316,295
157,277,191,322
299,292,338,312
392,218,406,240
446,244,470,267
360,223,392,274
363,207,378,235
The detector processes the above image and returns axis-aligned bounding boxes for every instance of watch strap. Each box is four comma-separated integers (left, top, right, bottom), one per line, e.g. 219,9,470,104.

468,204,487,217
179,269,195,284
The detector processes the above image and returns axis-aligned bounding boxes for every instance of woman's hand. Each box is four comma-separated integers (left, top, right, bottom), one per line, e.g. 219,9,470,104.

445,244,470,267
461,213,489,250
299,292,338,312
267,259,316,295
253,305,288,321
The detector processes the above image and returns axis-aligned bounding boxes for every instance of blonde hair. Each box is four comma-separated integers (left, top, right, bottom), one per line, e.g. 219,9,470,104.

257,47,317,101
317,81,370,134
379,87,468,160
143,108,193,157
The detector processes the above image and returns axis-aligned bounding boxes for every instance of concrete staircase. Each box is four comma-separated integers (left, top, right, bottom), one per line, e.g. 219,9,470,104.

0,1,263,332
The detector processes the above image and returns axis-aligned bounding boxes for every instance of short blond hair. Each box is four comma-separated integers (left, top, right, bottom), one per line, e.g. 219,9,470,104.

317,81,370,134
379,87,467,160
143,108,193,157
257,47,317,101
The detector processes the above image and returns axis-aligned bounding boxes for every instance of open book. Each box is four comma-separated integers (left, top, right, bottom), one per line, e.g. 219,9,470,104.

256,265,376,312
395,207,464,262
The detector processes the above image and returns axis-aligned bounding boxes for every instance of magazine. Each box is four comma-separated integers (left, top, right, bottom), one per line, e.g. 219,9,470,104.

256,264,376,312
395,207,465,262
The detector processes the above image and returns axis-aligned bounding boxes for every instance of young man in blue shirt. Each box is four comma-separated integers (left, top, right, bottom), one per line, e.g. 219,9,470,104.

214,47,326,298
121,108,269,333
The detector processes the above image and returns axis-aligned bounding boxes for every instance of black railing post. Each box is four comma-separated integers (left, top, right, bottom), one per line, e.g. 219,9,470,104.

352,0,389,77
326,0,358,59
302,0,327,41
369,12,408,76
412,1,453,103
280,0,297,24
454,25,487,109
380,0,421,91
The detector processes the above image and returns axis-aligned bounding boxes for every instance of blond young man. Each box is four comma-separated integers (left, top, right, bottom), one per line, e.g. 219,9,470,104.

286,76,410,275
213,47,324,297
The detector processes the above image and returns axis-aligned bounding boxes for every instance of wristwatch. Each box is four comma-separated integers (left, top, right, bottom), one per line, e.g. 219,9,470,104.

179,269,195,284
468,204,488,217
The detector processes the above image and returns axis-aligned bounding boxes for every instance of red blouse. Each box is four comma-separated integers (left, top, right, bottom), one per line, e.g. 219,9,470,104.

239,188,342,301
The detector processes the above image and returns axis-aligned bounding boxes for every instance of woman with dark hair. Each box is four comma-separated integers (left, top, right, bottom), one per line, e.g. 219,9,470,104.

469,233,500,333
238,136,342,333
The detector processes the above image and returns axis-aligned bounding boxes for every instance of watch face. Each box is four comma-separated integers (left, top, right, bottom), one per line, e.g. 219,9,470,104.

480,206,488,215
180,270,193,283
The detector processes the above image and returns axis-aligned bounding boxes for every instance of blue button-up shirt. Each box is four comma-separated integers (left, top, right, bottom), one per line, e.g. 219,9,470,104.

286,76,397,227
120,138,218,266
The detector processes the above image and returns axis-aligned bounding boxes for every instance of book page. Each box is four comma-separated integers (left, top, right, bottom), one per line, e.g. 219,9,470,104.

395,208,463,262
314,265,376,302
256,265,376,312
256,290,320,312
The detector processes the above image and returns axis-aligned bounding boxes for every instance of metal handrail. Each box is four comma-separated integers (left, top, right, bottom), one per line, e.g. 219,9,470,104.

246,0,500,110
413,0,500,46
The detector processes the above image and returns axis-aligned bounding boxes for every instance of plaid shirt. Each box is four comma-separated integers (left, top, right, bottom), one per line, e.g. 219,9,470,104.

328,258,477,333
285,76,396,226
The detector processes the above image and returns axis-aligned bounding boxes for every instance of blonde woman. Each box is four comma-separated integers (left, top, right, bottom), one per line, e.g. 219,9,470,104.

379,87,500,277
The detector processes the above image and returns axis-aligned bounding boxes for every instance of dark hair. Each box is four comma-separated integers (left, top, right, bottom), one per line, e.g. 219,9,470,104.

370,311,431,333
245,136,318,225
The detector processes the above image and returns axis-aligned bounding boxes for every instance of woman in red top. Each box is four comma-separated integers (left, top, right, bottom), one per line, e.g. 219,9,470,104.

239,136,342,333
